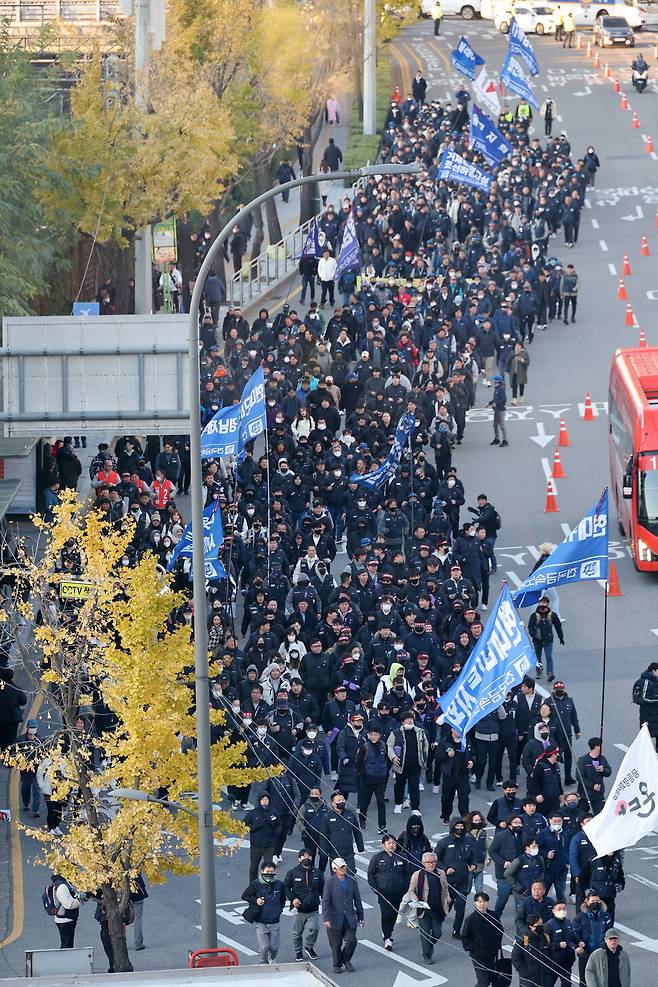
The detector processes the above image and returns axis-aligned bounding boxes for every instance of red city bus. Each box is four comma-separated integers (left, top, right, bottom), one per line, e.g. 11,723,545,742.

609,347,658,571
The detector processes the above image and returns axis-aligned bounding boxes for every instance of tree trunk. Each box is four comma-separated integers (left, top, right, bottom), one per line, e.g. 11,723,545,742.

254,160,282,246
103,883,133,974
299,113,325,225
250,203,264,262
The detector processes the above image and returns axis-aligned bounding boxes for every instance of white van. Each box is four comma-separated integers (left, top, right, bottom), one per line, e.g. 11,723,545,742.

419,0,482,19
552,0,646,28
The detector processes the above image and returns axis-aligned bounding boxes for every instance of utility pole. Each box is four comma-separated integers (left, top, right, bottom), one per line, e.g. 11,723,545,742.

123,0,166,313
363,0,377,136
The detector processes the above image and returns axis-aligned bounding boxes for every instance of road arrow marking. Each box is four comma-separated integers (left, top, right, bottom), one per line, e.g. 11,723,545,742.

362,940,448,987
573,85,592,96
651,629,658,637
530,423,556,448
622,205,644,222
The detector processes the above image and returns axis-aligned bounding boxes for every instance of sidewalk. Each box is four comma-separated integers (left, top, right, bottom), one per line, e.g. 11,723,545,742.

269,96,351,244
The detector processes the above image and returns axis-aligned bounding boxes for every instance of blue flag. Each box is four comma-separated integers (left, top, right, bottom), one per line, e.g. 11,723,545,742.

439,584,536,742
351,412,415,490
238,366,267,451
167,501,225,572
470,104,512,165
500,54,539,109
300,219,321,259
201,405,240,460
508,18,539,76
451,36,485,81
437,148,492,193
512,489,609,609
334,210,363,282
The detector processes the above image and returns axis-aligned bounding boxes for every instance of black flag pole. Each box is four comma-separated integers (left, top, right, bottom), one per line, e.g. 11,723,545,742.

599,578,610,749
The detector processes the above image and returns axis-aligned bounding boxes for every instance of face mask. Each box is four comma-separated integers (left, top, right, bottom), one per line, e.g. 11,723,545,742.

307,731,317,740
257,727,267,738
527,848,539,857
301,858,312,868
555,909,567,920
550,823,562,832
318,424,326,431
554,689,565,697
393,640,402,648
310,795,321,804
590,902,600,911
454,828,465,838
403,722,414,730
243,718,252,727
511,825,523,833
261,874,275,883
505,792,517,801
410,826,421,835
447,479,455,488
231,704,240,713
566,801,578,810
335,801,345,811
357,501,366,509
532,923,543,933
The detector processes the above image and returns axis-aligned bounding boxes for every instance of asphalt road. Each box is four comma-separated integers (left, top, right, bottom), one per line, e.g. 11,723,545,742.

3,16,658,986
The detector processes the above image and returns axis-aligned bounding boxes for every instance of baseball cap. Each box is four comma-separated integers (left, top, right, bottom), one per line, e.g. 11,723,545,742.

332,857,348,870
605,929,621,941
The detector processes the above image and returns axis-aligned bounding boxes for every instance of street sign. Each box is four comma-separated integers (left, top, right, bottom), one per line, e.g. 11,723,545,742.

59,580,93,600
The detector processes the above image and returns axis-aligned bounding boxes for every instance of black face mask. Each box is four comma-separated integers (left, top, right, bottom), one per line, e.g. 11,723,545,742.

454,828,465,838
410,826,422,835
505,792,517,801
300,858,312,868
590,903,600,911
511,825,523,833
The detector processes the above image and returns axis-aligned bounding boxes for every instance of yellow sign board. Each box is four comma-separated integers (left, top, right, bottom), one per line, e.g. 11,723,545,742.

59,580,93,600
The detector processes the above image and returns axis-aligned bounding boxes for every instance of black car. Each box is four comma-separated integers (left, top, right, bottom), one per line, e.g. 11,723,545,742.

593,15,635,46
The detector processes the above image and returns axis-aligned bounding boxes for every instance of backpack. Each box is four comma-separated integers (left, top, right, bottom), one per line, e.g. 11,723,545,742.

632,677,645,705
43,881,60,916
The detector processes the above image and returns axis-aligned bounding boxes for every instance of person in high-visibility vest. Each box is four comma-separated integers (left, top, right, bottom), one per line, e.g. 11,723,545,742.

431,1,443,36
515,99,533,131
562,10,575,47
553,4,564,42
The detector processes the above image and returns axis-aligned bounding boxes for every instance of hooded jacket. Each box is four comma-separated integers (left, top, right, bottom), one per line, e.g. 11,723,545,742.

396,813,431,871
434,818,475,885
573,901,613,954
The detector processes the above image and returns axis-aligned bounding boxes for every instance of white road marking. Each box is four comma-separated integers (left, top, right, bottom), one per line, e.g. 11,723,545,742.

505,570,523,589
529,423,556,447
651,628,658,637
599,239,608,252
541,457,558,494
608,263,617,275
591,218,599,229
362,940,448,987
629,873,658,891
612,920,658,951
621,204,644,222
194,928,259,956
585,197,592,209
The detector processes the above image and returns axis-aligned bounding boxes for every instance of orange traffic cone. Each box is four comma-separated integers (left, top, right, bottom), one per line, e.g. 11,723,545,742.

543,479,560,513
604,62,610,78
625,303,635,326
607,562,623,597
582,393,595,421
586,41,592,57
558,418,571,447
621,92,629,110
639,327,647,348
648,135,655,154
576,33,582,50
632,110,640,129
551,447,565,479
623,253,632,275
594,50,600,68
617,277,627,300
642,235,650,256
613,77,620,93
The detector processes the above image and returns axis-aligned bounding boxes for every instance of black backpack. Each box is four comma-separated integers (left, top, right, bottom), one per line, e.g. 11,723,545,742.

632,678,645,705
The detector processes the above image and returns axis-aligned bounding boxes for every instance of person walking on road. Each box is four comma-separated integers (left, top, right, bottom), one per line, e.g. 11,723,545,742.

560,264,579,324
242,861,286,965
130,873,149,951
322,857,365,974
50,875,84,948
431,1,443,35
435,817,476,939
284,848,324,961
461,891,504,987
244,791,279,881
576,737,612,815
506,341,530,406
554,4,564,41
541,98,555,136
412,71,428,105
528,597,564,682
488,375,508,448
368,834,408,950
634,662,658,746
277,158,296,203
318,248,337,309
323,138,343,172
585,929,631,987
584,146,601,187
388,708,429,814
399,850,451,964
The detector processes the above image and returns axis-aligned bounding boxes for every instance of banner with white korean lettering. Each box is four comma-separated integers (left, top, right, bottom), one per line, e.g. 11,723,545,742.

451,36,485,81
470,105,513,165
512,489,609,608
438,584,536,743
200,405,240,460
500,54,539,109
238,366,267,450
166,501,224,572
584,725,658,857
507,17,539,77
350,411,416,490
437,148,492,193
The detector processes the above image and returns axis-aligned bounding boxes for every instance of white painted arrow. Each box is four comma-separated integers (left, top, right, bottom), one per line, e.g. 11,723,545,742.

651,629,658,637
362,940,448,987
573,85,592,96
530,422,556,448
622,205,645,222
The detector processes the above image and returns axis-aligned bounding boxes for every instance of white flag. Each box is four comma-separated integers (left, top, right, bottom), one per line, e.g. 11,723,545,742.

473,66,501,117
584,725,658,857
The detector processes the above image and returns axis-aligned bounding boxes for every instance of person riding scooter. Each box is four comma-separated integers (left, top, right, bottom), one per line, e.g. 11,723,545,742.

632,55,649,93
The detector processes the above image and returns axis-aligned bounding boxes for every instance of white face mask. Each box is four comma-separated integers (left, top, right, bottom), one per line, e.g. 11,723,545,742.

403,722,414,731
393,641,403,650
550,824,562,832
307,731,317,740
243,718,252,727
527,847,539,857
257,727,267,738
447,479,455,488
382,604,392,614
554,909,567,920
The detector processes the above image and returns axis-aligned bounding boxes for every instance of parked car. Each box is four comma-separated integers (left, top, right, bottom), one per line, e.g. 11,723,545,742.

593,14,635,44
419,0,481,18
495,4,555,32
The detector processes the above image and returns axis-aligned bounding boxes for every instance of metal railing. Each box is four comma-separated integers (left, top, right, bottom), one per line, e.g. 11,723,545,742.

0,0,120,23
227,213,320,309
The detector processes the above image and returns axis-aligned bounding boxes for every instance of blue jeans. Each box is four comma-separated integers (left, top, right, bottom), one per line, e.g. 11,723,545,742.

300,275,315,303
494,878,513,917
328,506,345,541
534,641,554,676
469,871,484,894
21,772,40,813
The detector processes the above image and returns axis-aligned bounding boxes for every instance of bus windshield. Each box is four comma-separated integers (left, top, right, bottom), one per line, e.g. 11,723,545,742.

638,460,658,534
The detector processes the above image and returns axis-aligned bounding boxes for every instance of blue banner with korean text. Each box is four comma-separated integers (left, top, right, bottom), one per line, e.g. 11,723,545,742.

512,489,609,608
438,584,536,742
470,104,513,165
508,17,539,76
201,405,240,460
437,148,492,193
238,366,267,450
335,209,363,281
500,54,539,109
166,501,224,572
451,36,485,81
350,411,416,490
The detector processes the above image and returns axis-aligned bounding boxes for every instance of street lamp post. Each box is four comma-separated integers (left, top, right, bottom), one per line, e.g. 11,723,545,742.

186,162,421,949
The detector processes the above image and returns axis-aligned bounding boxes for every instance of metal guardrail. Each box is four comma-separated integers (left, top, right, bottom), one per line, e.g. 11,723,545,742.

227,214,318,308
0,0,119,23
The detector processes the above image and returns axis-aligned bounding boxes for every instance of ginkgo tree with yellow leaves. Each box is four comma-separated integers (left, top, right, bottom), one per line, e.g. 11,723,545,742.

2,491,270,973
